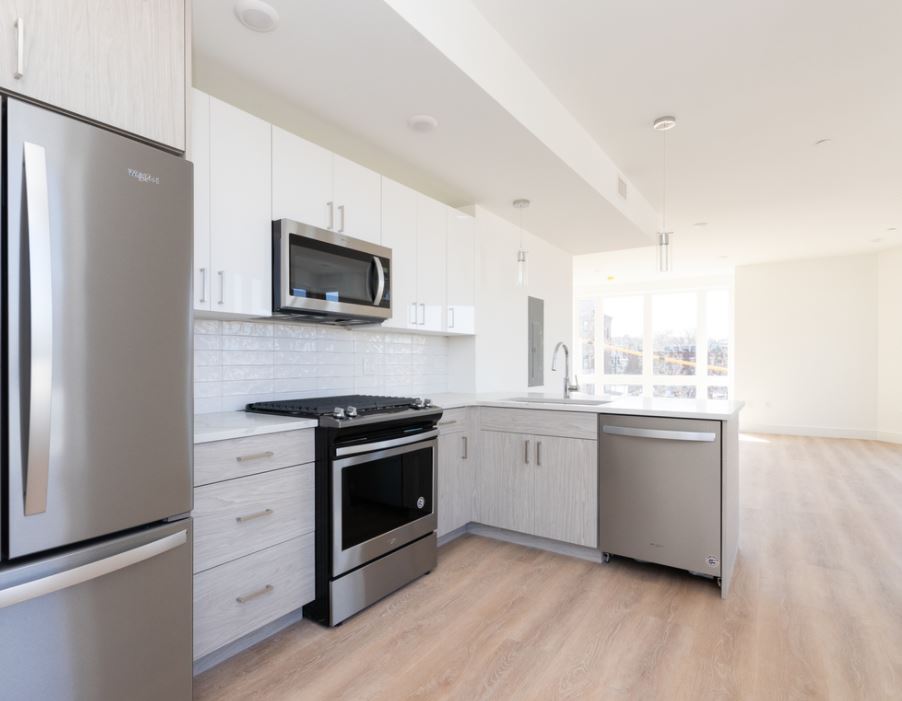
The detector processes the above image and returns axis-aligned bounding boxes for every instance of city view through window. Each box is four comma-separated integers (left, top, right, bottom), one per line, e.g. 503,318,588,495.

576,288,732,400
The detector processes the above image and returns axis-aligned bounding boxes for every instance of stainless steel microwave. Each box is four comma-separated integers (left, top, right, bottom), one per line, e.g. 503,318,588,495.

272,219,392,324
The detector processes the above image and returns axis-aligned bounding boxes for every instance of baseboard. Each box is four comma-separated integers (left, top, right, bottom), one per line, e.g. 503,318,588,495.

741,424,881,441
875,430,902,445
193,608,305,676
437,525,468,547
465,523,603,563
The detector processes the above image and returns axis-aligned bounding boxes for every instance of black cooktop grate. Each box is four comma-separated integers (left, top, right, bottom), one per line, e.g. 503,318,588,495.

246,394,419,418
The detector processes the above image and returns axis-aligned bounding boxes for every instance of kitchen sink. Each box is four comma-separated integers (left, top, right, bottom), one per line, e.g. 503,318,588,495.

506,396,612,406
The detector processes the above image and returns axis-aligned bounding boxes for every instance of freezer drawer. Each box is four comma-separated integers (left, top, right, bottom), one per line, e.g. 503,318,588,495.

0,520,192,701
599,416,722,576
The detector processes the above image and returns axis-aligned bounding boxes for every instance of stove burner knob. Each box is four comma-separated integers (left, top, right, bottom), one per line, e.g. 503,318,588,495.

333,407,346,420
346,406,358,418
412,398,425,409
423,398,433,408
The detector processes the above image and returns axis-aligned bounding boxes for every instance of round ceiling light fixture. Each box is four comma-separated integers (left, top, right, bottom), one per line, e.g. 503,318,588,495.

652,115,677,131
888,227,898,232
407,114,439,133
234,0,280,33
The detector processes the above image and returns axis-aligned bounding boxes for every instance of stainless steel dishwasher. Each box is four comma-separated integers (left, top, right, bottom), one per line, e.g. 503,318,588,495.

598,415,723,583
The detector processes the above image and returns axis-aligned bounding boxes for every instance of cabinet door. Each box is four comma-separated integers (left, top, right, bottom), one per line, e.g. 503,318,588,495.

532,437,598,547
416,194,447,332
380,177,418,329
446,208,476,335
437,431,474,537
271,126,334,229
0,0,186,150
209,97,272,316
476,431,533,533
191,90,211,311
333,155,381,244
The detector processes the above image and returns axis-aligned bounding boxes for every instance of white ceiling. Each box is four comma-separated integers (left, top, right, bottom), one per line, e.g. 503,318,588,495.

192,0,655,255
473,0,902,276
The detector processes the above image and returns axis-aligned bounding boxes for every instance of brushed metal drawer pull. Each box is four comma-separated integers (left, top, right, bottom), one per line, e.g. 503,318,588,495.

236,584,273,604
235,508,273,523
438,419,458,426
235,450,274,463
462,435,468,460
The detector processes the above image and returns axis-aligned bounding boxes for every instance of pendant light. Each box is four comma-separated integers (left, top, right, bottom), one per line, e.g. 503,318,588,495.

513,198,530,286
653,115,676,272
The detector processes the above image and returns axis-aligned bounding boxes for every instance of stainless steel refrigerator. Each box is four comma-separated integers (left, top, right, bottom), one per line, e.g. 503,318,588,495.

0,97,193,700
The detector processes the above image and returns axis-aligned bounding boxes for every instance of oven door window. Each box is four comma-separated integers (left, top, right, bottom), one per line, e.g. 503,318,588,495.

289,234,390,309
340,445,434,551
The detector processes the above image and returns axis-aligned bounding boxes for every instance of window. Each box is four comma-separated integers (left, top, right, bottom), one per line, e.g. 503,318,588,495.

575,287,733,401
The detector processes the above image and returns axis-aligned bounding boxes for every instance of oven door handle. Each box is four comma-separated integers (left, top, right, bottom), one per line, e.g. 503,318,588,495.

372,256,385,306
335,429,439,457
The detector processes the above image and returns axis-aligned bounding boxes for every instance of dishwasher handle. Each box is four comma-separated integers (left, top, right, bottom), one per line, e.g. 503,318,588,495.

602,424,716,443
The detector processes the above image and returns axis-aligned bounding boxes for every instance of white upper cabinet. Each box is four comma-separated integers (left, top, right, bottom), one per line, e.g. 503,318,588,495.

269,133,381,244
0,0,186,150
191,90,212,312
333,155,382,245
446,209,476,335
416,194,447,332
271,126,333,230
381,178,418,330
208,95,272,316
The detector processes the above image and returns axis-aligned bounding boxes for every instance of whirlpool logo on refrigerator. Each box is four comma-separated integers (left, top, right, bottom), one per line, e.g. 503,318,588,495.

127,167,160,184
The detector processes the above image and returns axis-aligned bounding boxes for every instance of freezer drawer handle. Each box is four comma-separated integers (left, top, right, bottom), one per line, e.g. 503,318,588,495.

22,142,54,516
0,530,187,610
236,584,274,604
602,425,716,442
235,508,274,523
236,451,274,463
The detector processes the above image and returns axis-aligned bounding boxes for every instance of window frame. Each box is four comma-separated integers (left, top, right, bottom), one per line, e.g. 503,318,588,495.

573,284,734,401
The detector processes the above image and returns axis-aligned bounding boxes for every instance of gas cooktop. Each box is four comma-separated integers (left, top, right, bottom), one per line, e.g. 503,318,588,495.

246,394,438,422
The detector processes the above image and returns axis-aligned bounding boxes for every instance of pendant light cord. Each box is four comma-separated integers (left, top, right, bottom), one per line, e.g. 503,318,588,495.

662,129,667,234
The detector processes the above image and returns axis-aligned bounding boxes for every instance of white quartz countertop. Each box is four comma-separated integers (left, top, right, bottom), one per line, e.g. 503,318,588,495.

194,392,743,443
430,392,745,421
194,411,317,444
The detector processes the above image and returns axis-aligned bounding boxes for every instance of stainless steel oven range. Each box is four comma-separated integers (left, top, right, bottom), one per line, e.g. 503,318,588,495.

246,395,441,625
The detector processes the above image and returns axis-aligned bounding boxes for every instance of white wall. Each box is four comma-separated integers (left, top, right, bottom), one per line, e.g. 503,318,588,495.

449,206,574,394
878,247,902,442
735,253,880,438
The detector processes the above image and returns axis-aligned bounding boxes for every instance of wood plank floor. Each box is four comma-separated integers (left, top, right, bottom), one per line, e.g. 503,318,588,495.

193,435,902,700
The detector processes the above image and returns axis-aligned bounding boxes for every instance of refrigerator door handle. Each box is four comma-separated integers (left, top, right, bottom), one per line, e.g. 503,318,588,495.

0,530,187,609
22,142,54,516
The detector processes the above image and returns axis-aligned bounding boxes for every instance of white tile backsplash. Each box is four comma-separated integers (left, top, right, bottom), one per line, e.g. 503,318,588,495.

193,319,449,413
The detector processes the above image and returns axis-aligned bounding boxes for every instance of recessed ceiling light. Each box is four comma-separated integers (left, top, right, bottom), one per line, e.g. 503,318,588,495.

693,221,708,227
652,115,677,131
814,138,832,146
407,114,439,133
234,0,279,32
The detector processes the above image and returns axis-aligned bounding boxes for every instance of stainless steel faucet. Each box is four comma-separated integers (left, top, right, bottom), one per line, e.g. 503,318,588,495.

551,342,580,398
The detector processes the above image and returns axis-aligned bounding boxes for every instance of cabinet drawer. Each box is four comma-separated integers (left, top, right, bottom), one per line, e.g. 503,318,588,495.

437,408,469,433
479,408,597,440
194,429,314,486
193,465,314,573
193,534,315,660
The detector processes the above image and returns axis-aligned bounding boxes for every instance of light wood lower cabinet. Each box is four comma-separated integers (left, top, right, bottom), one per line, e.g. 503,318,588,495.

532,436,597,548
476,429,597,547
437,428,474,537
476,431,534,534
192,431,316,661
193,534,315,660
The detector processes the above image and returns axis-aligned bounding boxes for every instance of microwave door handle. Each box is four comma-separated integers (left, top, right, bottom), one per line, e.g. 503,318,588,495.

372,257,385,306
22,143,53,515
